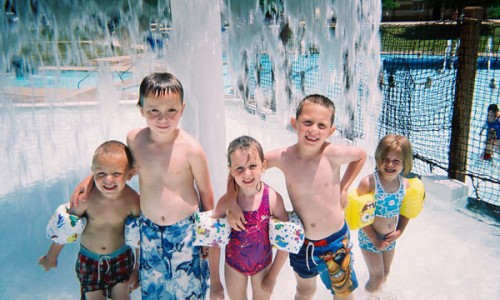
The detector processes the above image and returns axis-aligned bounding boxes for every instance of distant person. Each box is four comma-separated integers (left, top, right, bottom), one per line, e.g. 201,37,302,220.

227,94,367,299
39,140,140,300
71,72,215,299
424,77,432,88
388,73,396,88
210,135,289,300
489,78,496,89
480,104,500,160
354,134,413,296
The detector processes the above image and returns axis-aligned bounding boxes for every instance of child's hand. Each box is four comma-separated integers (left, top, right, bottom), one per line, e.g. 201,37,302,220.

38,255,57,271
201,246,209,259
225,175,246,231
70,175,94,209
261,273,276,294
384,229,402,243
372,236,390,251
209,281,225,299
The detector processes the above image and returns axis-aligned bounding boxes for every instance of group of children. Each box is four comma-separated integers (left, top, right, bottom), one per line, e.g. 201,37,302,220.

39,72,417,300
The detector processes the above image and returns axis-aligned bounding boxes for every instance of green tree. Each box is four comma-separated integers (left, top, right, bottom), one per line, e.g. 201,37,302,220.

382,0,400,10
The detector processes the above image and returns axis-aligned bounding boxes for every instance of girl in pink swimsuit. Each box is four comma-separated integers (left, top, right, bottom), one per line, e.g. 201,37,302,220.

210,136,289,300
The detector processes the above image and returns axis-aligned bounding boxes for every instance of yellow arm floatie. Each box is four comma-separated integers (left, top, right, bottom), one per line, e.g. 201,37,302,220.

400,177,425,219
345,191,375,230
46,203,87,244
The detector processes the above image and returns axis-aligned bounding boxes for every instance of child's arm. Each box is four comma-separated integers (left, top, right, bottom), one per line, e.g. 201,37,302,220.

225,174,246,231
190,148,214,212
208,196,227,299
339,146,367,208
262,249,288,294
262,189,289,293
129,248,140,291
69,175,94,209
38,242,65,271
208,247,225,299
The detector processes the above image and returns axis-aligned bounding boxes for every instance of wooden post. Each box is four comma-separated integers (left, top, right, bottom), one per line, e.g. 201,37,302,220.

449,7,483,182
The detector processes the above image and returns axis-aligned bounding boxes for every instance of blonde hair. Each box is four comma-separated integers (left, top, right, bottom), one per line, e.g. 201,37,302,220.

92,140,133,169
227,135,264,166
375,134,413,176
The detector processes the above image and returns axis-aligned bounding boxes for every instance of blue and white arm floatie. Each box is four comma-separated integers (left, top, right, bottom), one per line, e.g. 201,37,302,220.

46,203,87,244
193,210,305,254
269,212,305,254
46,203,141,249
193,210,231,247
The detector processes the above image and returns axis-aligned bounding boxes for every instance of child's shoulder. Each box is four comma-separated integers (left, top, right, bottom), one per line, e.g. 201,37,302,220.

177,130,205,153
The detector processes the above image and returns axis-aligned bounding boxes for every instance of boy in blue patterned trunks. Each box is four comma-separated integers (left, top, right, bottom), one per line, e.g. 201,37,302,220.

227,94,367,299
72,72,215,299
40,140,141,299
129,72,216,299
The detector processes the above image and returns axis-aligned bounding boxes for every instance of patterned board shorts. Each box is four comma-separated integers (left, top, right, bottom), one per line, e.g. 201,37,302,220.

139,213,209,299
289,222,358,296
75,245,134,298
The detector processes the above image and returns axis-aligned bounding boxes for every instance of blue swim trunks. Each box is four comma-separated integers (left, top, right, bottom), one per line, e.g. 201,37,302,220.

358,228,396,253
289,222,358,296
139,213,209,299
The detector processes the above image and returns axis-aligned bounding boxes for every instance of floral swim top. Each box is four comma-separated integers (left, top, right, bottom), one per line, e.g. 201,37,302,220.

374,171,406,218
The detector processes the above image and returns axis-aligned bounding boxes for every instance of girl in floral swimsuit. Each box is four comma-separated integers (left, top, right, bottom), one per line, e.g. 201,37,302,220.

355,134,414,296
210,136,289,299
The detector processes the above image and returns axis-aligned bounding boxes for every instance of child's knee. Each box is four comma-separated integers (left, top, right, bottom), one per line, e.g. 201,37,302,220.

296,279,316,297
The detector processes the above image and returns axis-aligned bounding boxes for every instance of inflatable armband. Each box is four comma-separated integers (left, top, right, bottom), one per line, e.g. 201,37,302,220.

345,191,375,230
193,211,231,247
269,212,305,254
125,216,140,249
46,203,87,244
400,178,425,219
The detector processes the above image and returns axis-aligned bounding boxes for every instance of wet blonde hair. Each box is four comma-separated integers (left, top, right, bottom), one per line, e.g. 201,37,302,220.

375,134,413,176
227,135,264,166
92,140,134,170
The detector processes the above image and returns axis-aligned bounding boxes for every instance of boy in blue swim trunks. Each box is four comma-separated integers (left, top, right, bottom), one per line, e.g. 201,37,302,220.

72,73,216,299
227,94,367,299
39,140,141,299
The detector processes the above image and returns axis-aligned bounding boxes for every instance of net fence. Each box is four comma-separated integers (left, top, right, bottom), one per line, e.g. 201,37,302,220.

379,21,499,208
227,20,500,210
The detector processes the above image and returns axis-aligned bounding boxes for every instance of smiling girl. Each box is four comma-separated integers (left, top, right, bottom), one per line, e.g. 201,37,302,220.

355,134,414,296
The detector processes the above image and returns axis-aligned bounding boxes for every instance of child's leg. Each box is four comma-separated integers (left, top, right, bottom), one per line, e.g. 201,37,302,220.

249,265,271,300
294,273,317,300
361,249,385,293
110,281,132,300
84,290,106,300
224,263,249,300
382,248,396,282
